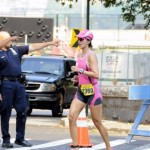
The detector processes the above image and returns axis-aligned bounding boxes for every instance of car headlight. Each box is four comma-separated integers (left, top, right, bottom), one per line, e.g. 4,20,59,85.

41,83,56,92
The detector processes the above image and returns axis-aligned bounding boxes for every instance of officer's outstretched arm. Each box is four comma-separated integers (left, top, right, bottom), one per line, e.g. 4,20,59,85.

29,39,60,52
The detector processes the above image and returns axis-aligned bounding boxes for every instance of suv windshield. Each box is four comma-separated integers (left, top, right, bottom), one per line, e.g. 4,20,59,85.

21,57,64,76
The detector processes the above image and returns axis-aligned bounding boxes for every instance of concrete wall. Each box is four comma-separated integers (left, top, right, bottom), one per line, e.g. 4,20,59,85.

102,97,150,124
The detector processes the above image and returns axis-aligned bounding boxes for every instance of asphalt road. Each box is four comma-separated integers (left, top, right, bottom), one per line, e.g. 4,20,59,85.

0,109,150,150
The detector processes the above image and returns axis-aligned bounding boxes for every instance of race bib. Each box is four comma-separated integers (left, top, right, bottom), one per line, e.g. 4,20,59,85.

80,84,94,96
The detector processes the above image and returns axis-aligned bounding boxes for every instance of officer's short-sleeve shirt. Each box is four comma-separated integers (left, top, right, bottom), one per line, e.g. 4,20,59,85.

0,45,29,77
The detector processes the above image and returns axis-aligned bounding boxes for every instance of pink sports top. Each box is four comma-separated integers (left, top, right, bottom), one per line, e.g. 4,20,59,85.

77,50,98,85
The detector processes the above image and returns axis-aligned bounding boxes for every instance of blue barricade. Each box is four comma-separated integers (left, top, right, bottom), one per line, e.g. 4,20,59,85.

126,85,150,143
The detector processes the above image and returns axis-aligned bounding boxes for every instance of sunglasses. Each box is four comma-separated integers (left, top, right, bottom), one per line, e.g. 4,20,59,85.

78,38,85,42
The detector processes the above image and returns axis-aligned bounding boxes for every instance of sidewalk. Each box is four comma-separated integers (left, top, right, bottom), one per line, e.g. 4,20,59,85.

9,109,150,135
60,117,150,134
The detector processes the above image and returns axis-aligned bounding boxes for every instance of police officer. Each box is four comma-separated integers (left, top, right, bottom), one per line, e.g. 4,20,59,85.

0,31,60,148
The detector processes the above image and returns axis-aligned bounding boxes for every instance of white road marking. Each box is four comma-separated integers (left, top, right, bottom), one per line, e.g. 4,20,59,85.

2,138,146,150
132,143,150,150
10,139,16,143
80,139,136,150
10,139,30,143
9,139,72,150
0,138,30,144
0,138,3,144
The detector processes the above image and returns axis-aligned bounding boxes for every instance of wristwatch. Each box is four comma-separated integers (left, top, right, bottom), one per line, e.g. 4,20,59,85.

79,68,84,74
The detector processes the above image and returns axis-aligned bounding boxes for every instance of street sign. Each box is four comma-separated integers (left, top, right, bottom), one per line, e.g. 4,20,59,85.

70,28,81,48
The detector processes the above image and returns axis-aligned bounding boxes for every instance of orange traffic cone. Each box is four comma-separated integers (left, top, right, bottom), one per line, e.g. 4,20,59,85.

77,108,93,147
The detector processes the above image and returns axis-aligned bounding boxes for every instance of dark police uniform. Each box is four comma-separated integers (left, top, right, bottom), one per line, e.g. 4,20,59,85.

0,45,29,143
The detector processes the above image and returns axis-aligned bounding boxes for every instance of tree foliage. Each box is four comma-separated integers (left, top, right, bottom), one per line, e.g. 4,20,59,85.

100,0,150,29
56,0,150,29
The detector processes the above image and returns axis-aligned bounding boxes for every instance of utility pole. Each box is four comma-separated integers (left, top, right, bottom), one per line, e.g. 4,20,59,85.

86,0,90,30
86,0,90,116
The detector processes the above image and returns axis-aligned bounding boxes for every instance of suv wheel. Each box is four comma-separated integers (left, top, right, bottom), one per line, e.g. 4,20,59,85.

52,92,63,117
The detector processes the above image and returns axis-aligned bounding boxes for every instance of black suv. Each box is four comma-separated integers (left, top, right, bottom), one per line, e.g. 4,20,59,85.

21,55,77,117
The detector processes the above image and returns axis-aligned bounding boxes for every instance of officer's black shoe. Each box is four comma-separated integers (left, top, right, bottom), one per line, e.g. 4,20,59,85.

15,140,32,147
2,142,13,148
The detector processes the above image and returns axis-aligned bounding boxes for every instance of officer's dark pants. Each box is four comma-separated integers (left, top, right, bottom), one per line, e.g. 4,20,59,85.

1,80,28,143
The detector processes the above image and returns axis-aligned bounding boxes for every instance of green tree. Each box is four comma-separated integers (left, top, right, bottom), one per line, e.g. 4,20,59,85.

56,0,150,29
101,0,150,29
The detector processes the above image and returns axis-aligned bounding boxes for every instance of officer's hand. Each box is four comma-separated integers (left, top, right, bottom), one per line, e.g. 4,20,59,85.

52,39,61,47
10,36,20,42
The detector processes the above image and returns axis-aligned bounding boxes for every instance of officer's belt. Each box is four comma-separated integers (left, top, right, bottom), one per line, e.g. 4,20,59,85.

2,76,21,82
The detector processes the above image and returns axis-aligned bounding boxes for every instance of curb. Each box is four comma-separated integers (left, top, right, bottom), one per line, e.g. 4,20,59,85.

59,118,129,133
10,115,150,135
60,118,150,134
